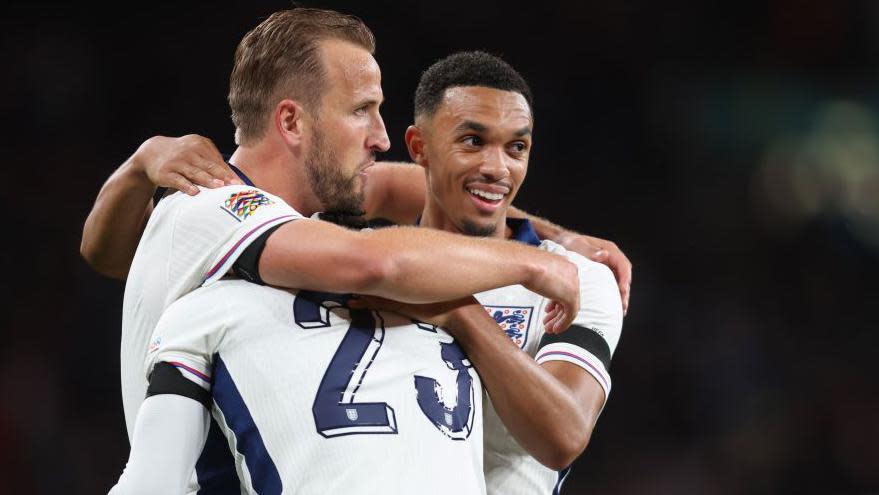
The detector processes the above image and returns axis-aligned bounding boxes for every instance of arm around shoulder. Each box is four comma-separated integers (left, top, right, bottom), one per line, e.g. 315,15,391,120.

258,220,577,308
81,152,156,279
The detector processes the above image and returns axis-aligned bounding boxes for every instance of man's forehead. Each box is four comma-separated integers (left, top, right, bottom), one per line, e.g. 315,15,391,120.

319,39,383,98
437,86,532,129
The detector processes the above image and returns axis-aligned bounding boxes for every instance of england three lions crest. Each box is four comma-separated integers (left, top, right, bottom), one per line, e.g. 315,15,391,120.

483,305,534,349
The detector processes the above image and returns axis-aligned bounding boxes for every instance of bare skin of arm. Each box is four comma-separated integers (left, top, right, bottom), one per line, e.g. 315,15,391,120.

350,296,604,470
509,209,632,314
80,135,631,314
80,135,240,279
260,220,579,334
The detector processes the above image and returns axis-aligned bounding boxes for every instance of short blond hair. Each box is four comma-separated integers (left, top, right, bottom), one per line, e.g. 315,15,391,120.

228,8,375,145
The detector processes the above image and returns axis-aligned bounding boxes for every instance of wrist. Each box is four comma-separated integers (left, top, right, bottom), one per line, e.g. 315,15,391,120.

119,154,155,194
523,252,550,289
445,304,492,342
130,135,170,179
553,230,578,250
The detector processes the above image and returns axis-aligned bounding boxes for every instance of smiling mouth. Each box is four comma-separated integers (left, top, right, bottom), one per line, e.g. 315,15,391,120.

467,188,505,202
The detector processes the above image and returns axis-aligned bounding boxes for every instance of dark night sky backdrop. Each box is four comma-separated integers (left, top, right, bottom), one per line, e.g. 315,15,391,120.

2,1,878,493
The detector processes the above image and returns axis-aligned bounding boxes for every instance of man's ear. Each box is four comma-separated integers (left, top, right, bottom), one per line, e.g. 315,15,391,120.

275,99,308,147
405,125,427,168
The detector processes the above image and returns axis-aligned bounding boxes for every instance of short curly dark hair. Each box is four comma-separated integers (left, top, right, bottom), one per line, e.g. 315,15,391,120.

414,51,533,121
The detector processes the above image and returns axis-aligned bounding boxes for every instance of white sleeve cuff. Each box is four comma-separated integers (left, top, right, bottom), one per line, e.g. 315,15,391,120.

536,342,612,399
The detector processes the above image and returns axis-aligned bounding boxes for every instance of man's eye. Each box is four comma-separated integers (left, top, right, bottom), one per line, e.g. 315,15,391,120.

510,142,527,153
463,136,483,146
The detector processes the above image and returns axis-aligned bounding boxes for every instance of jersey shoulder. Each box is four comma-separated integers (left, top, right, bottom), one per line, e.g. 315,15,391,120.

538,240,620,298
168,185,300,222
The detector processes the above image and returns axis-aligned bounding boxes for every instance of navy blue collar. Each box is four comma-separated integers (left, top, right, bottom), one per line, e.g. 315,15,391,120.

413,215,541,247
507,217,542,246
228,162,254,187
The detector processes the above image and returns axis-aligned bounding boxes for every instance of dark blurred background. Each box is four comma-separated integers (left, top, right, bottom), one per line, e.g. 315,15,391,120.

2,0,878,493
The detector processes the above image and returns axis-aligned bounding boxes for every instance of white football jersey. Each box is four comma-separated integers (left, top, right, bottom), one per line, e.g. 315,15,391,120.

121,184,302,438
146,280,485,495
477,221,623,495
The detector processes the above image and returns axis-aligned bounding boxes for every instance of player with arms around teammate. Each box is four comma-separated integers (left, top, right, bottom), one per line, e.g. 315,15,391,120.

84,7,584,448
109,51,622,495
351,52,623,494
102,8,581,495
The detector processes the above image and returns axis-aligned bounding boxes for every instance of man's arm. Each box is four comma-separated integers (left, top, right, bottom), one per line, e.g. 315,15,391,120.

450,306,604,470
351,252,623,469
258,219,580,333
81,134,631,309
359,163,631,312
108,394,209,495
509,207,632,314
361,161,426,225
349,295,603,470
81,135,240,278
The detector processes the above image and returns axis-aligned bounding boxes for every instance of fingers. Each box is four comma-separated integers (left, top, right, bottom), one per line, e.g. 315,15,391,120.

180,163,225,190
167,173,199,196
607,251,632,315
542,301,573,334
545,308,567,334
187,135,242,186
580,234,632,316
196,155,242,187
149,135,244,192
543,309,561,334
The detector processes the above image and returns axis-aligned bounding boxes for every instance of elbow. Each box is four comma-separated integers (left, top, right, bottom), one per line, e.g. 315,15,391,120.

538,421,594,471
80,240,128,280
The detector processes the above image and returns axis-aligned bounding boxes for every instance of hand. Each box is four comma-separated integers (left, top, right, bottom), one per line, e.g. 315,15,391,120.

557,233,631,315
131,135,242,195
524,252,580,334
348,295,482,332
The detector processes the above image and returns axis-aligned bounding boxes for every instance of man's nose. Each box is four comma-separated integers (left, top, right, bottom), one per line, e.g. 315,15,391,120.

478,147,512,180
369,113,391,152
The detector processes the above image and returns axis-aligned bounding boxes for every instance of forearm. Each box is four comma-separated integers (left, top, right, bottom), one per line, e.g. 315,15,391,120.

81,155,154,279
261,222,553,304
370,226,554,302
449,307,596,470
109,395,208,495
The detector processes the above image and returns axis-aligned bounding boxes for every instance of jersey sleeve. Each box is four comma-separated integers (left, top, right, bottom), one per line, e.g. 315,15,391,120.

143,284,232,393
162,185,302,289
108,395,209,495
536,247,624,400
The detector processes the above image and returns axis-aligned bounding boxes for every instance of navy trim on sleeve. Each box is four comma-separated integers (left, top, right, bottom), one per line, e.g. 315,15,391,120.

147,362,212,409
231,224,284,285
539,324,612,371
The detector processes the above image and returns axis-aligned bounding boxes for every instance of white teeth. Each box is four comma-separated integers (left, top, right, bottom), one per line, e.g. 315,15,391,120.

468,188,504,201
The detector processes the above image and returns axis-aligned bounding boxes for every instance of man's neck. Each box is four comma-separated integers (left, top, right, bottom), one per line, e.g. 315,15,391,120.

229,143,322,217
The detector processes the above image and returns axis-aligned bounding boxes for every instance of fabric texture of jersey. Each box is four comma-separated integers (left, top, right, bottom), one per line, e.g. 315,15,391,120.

479,220,624,495
146,280,486,495
120,185,301,438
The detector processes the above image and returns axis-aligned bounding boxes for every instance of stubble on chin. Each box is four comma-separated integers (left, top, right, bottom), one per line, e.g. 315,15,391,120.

460,218,497,237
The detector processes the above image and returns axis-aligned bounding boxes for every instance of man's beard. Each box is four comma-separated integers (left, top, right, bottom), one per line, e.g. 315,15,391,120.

461,218,497,237
304,127,366,217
